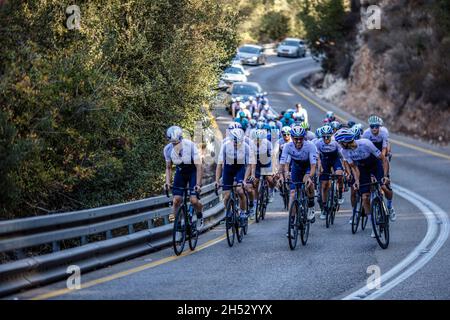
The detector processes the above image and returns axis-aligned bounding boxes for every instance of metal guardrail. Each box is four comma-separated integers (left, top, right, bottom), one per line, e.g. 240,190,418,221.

0,182,225,298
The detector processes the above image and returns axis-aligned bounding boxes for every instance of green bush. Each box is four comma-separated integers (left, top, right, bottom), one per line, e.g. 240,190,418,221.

0,0,239,219
259,11,291,42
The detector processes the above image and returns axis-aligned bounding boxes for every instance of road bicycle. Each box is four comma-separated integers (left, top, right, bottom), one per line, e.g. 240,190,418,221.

359,180,390,249
255,175,269,222
321,173,342,228
351,190,368,234
215,183,247,247
166,186,200,256
288,182,310,250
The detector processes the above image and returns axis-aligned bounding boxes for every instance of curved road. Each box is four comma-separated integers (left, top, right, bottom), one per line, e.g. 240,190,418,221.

10,54,450,300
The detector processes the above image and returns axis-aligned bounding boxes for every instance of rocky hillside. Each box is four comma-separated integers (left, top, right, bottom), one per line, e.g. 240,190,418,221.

304,0,450,144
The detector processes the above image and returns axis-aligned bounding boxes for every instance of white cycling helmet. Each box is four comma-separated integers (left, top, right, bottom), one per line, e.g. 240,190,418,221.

281,126,291,136
166,126,183,143
230,128,245,143
252,129,267,140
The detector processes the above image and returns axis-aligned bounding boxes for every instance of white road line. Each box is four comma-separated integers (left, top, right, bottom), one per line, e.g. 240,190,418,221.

343,184,449,300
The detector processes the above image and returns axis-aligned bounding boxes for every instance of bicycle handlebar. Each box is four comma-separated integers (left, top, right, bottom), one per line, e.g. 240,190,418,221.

165,185,200,199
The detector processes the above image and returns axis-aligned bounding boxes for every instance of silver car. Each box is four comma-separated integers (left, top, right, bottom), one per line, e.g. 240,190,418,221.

277,38,306,58
237,44,267,66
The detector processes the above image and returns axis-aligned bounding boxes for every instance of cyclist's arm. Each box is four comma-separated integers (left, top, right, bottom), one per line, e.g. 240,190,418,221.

378,153,389,178
215,164,223,184
196,163,203,187
165,161,173,187
349,162,360,184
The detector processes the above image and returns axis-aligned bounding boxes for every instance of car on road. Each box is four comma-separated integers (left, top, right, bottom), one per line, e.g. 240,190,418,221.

225,82,263,113
277,38,306,58
218,65,249,90
236,44,267,66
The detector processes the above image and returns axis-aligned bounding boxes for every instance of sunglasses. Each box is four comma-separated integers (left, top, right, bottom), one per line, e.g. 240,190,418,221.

323,135,332,140
293,137,304,142
340,141,352,148
370,124,380,129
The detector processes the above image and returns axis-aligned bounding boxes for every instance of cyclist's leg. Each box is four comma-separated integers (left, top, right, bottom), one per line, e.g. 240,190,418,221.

359,165,372,226
235,165,247,212
222,165,236,208
172,170,188,214
320,161,332,208
188,168,203,217
334,158,344,200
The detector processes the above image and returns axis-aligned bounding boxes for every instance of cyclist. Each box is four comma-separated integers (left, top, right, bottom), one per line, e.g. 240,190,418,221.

325,111,336,123
278,125,318,223
281,112,295,127
163,126,204,228
248,129,276,206
335,129,392,237
362,115,395,221
246,96,258,115
231,97,245,119
215,128,256,223
315,125,345,220
295,103,309,124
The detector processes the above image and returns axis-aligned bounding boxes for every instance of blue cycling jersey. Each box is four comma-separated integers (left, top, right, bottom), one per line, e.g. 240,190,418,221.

340,139,381,166
280,140,318,166
362,127,389,151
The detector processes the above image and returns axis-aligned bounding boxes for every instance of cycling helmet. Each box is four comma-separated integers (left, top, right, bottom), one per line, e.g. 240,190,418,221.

315,127,322,139
256,121,265,129
236,96,242,102
290,125,306,138
283,113,291,120
300,122,310,130
258,116,266,122
260,100,267,105
323,118,330,124
330,121,342,130
326,111,335,119
350,125,363,140
334,128,355,143
281,126,291,136
253,112,260,119
248,96,254,102
166,126,183,143
321,125,333,136
249,119,257,127
347,120,356,128
286,108,295,115
239,111,246,118
368,115,383,126
228,122,242,130
263,105,269,111
230,128,245,143
252,129,267,140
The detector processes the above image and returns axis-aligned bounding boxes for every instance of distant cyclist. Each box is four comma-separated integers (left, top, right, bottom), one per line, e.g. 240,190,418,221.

164,126,204,228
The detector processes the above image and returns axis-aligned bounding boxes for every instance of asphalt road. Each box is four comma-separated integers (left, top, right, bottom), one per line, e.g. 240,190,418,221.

10,54,450,300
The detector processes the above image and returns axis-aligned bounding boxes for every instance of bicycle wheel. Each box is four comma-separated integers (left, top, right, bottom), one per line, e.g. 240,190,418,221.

330,184,337,225
188,207,199,251
236,205,244,243
288,200,299,250
351,196,361,234
283,183,290,210
255,182,263,223
225,200,236,247
300,200,310,245
371,198,390,249
325,189,333,228
261,181,268,220
361,207,368,230
243,192,249,235
173,206,187,255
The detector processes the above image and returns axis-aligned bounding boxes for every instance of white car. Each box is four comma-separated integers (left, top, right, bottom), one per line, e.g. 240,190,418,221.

277,38,306,58
218,65,249,90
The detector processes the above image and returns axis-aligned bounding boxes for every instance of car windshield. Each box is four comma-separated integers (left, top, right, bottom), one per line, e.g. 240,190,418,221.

232,84,259,95
224,67,244,75
281,40,300,46
239,46,260,54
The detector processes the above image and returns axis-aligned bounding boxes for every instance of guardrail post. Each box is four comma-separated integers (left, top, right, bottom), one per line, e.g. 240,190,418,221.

128,224,134,234
13,249,26,260
81,236,87,246
163,216,170,225
106,230,112,240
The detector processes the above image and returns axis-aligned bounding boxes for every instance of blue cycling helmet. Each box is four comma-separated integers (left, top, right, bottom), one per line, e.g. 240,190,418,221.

228,122,242,130
321,125,333,136
351,125,363,140
315,127,322,139
330,121,342,130
166,126,183,143
290,125,306,138
334,128,355,143
260,100,267,105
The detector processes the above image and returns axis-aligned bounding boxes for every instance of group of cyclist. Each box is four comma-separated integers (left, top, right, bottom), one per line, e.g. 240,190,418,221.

163,96,396,241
